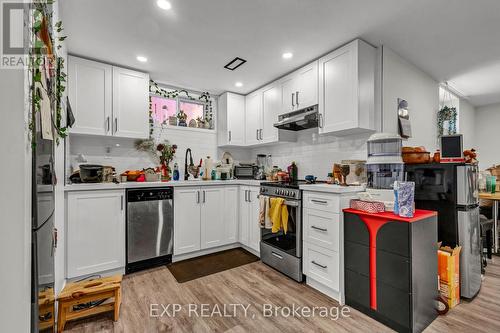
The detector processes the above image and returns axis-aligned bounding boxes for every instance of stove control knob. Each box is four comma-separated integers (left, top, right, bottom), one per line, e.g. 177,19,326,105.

285,190,289,196
291,192,296,197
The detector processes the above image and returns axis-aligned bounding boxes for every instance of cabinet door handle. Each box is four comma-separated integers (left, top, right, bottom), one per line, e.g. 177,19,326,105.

318,113,323,128
246,190,249,202
203,190,206,203
248,191,252,203
121,195,124,211
311,260,327,269
311,225,327,232
272,252,284,260
259,129,263,140
106,117,110,133
296,91,299,106
114,118,118,133
311,199,328,204
291,93,295,107
228,130,232,142
197,191,200,204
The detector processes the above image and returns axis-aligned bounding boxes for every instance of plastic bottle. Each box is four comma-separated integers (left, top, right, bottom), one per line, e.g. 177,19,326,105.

173,162,179,181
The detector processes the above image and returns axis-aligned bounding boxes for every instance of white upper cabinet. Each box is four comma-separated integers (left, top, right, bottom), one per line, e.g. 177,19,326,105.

68,56,112,136
261,82,281,143
296,61,319,110
68,56,149,139
280,60,318,114
318,39,376,135
244,91,263,145
112,67,150,139
280,74,299,114
218,92,245,146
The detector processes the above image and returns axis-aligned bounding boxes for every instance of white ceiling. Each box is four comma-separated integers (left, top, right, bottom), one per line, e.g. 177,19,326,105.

61,0,500,106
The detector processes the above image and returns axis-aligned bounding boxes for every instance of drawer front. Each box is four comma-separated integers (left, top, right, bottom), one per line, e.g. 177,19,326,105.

344,241,370,276
377,280,411,329
376,221,409,257
304,209,339,251
303,243,339,290
345,269,370,308
376,250,411,292
344,212,369,246
303,192,339,212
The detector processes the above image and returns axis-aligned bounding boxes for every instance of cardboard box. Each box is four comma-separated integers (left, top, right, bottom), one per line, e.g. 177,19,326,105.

438,245,461,308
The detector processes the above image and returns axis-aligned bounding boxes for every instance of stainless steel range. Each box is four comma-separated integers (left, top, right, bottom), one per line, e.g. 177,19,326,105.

259,181,304,282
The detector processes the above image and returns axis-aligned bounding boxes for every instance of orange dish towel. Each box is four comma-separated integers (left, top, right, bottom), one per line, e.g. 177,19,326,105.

269,197,289,234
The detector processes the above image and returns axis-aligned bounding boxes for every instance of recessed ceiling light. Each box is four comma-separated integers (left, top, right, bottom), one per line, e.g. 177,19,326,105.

235,82,243,87
282,52,293,59
136,56,148,63
157,0,172,10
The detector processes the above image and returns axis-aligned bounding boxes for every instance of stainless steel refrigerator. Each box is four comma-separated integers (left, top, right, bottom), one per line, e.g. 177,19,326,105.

405,163,481,299
31,111,56,332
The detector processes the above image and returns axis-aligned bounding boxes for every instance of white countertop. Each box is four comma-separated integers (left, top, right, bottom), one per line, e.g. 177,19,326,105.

64,179,264,191
299,183,365,194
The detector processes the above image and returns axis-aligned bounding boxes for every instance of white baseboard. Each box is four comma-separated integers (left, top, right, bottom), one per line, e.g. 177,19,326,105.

173,243,261,262
173,243,240,262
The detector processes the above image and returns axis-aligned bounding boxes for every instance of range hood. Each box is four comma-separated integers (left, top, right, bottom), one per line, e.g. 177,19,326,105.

273,105,319,131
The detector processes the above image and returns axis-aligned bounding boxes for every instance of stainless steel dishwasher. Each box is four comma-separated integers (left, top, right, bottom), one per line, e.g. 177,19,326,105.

126,188,173,273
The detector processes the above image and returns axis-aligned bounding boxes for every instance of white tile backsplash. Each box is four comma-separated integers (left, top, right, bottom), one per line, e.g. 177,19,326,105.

251,129,371,180
68,128,370,181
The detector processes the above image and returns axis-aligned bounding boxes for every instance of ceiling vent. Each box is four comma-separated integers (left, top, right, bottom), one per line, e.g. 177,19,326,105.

224,57,247,71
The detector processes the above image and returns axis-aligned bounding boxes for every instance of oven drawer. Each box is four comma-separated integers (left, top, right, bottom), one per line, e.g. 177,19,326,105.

304,208,339,251
303,192,339,213
303,242,340,290
260,242,302,282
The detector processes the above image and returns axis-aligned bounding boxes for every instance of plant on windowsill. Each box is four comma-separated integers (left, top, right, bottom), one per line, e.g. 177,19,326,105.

177,110,187,127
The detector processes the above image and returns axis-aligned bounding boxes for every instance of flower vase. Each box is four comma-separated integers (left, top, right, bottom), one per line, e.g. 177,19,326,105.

161,163,170,182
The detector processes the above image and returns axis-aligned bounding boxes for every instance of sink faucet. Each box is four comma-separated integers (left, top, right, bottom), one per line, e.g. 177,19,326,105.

185,148,194,180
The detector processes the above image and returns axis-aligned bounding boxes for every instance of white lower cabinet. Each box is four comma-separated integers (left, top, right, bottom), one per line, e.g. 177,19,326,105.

174,187,202,255
66,190,125,279
302,191,359,304
239,186,261,254
303,242,340,291
174,186,239,256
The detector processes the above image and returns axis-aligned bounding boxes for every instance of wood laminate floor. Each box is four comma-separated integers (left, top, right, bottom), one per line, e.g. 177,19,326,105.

64,256,500,333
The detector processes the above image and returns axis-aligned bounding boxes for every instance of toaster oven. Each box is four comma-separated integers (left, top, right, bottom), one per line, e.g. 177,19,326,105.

234,165,257,179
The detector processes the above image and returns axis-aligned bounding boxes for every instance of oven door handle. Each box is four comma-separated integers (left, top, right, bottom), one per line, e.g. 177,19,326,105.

283,200,299,207
271,252,284,260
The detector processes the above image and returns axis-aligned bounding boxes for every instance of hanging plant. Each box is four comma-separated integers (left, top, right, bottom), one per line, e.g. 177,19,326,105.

437,105,457,137
29,0,68,147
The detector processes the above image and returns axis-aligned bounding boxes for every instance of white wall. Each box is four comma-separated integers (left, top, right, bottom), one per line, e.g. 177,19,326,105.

475,102,500,169
382,47,440,151
458,98,476,149
0,66,31,332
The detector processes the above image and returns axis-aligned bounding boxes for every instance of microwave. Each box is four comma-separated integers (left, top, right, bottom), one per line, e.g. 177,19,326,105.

234,165,257,179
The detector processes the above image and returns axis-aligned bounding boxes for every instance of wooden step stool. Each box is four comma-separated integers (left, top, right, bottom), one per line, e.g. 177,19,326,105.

57,275,122,333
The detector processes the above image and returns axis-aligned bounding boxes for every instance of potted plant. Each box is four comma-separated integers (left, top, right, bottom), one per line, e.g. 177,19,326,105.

177,110,187,127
